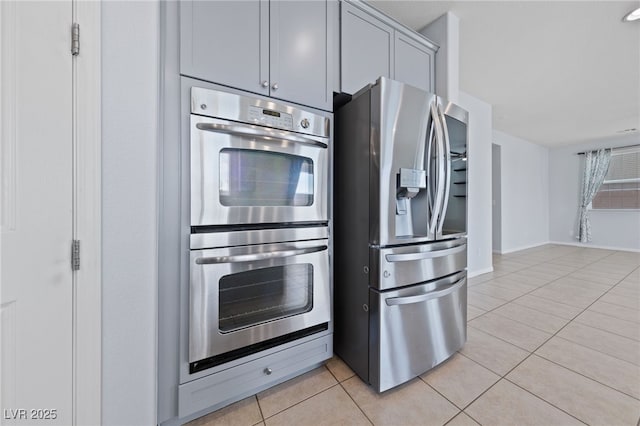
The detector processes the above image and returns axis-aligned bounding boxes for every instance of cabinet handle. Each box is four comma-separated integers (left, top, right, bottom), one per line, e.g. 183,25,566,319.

264,367,273,375
261,80,269,88
272,83,279,91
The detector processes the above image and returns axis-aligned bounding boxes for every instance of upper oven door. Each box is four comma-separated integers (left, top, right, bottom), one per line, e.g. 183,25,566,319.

191,115,329,227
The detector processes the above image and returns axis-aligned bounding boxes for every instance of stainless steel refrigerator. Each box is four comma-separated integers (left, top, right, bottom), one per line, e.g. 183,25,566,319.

334,77,469,392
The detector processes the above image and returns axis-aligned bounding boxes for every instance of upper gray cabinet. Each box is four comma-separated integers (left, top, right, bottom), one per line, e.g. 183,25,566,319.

340,1,437,95
269,1,330,110
180,1,331,111
341,2,393,95
394,30,435,93
180,1,269,96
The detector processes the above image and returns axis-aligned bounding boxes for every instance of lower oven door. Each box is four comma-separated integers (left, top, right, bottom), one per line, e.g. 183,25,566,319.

189,239,330,367
369,271,467,392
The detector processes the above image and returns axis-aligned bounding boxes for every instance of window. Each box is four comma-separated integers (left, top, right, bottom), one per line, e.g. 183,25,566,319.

591,148,640,210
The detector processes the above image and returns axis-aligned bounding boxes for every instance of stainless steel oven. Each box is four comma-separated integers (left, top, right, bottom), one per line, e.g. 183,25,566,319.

190,87,330,228
188,227,331,373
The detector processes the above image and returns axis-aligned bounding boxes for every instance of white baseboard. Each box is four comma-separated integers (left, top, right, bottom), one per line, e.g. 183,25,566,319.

549,241,640,253
499,241,551,255
468,266,494,278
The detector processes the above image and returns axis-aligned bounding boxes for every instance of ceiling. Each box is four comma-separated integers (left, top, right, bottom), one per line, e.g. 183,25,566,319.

368,1,640,147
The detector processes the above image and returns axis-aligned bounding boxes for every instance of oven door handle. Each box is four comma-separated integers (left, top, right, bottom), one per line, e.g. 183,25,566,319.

385,277,465,306
195,245,328,265
195,122,328,149
384,244,466,262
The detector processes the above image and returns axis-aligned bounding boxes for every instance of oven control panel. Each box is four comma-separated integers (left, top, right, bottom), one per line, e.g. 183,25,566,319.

191,86,330,138
248,106,293,130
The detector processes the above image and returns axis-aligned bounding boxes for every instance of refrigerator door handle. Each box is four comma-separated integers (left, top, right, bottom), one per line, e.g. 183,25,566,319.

437,102,451,235
429,102,445,236
426,110,435,224
385,244,466,262
385,277,466,306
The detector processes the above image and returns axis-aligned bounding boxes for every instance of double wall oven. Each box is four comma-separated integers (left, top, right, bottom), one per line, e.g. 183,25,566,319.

188,87,332,374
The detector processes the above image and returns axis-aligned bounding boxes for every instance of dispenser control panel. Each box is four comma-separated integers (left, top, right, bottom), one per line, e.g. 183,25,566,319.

399,168,426,189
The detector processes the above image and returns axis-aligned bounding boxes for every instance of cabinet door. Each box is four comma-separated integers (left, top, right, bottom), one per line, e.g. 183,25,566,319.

270,1,330,110
394,30,435,93
341,2,393,95
180,0,269,96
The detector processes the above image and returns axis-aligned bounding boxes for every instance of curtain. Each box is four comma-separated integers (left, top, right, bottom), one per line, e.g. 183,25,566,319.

578,149,611,243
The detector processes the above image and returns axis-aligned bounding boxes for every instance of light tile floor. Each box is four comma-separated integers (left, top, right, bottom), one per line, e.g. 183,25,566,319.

188,245,640,426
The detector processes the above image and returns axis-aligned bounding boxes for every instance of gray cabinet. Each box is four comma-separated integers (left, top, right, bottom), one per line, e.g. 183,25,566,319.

394,30,435,93
340,2,393,95
180,1,269,97
269,1,330,109
180,1,331,111
340,1,437,95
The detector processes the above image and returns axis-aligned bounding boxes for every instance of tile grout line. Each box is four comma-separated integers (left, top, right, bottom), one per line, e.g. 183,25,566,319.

416,376,465,423
460,277,640,398
532,346,640,402
466,263,587,334
255,366,342,422
457,248,640,421
324,358,373,424
500,375,589,426
466,247,633,338
468,253,636,370
336,380,375,426
254,394,266,425
260,382,344,422
444,349,588,425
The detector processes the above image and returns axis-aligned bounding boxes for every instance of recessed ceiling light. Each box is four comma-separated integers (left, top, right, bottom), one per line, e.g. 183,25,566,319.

623,7,640,22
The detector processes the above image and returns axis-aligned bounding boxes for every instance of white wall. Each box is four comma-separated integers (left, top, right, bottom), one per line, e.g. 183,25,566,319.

493,130,549,253
491,144,502,253
458,92,493,276
102,1,159,425
419,12,459,103
549,134,640,251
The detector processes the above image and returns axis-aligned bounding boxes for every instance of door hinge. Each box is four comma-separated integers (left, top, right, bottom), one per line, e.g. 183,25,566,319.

71,23,80,56
71,240,80,271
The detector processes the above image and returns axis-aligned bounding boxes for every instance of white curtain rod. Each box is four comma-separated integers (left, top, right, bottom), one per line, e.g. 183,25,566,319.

576,143,640,155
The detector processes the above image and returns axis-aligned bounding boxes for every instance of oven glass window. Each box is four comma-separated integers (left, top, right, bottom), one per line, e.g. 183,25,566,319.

218,264,313,332
219,149,314,207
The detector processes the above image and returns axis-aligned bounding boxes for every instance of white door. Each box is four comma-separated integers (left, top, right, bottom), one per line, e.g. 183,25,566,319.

1,1,74,424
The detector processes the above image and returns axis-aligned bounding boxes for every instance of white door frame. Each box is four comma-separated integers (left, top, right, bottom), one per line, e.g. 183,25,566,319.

73,2,102,424
0,1,102,424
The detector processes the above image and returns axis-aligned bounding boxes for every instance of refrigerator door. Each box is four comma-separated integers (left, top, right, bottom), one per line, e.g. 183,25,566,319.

372,77,437,246
371,238,467,291
439,102,469,238
369,271,467,392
